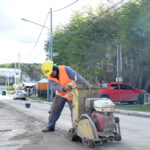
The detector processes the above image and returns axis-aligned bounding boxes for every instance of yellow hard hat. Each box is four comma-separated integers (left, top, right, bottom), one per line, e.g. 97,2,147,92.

41,61,53,77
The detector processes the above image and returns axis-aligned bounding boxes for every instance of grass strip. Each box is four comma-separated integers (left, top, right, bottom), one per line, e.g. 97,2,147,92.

116,104,150,112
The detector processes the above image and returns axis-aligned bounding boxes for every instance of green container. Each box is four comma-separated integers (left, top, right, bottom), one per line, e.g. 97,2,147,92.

2,90,6,96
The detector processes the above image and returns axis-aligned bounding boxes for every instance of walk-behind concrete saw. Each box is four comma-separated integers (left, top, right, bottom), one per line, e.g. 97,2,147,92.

69,88,121,148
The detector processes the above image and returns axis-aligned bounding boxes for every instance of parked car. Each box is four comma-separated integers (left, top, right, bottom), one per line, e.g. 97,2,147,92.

100,82,146,104
13,90,27,100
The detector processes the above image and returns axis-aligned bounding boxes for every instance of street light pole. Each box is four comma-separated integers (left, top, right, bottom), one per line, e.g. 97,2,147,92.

21,10,53,101
21,18,49,30
47,8,53,102
116,44,123,82
50,8,53,61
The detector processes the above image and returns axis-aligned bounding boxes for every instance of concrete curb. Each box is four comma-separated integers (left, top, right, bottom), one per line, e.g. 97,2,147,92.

28,99,52,105
116,109,150,118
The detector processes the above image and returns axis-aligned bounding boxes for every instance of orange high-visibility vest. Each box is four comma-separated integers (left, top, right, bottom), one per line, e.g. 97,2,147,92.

48,65,76,101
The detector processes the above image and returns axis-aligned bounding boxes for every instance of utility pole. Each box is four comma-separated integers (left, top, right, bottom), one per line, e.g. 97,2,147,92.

116,44,119,82
50,8,53,61
47,8,53,102
21,12,53,101
5,65,9,87
116,44,123,82
15,62,16,89
18,52,20,70
120,44,123,82
18,52,21,83
21,15,53,101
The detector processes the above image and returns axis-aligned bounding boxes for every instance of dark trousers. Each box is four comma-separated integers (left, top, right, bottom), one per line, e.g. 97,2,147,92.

46,95,72,129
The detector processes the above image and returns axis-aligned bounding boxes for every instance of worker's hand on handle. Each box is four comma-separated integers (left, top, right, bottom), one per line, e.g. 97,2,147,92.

63,85,72,92
88,84,93,88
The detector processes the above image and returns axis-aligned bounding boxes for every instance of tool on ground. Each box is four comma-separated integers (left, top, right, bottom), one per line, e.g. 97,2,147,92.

69,87,121,148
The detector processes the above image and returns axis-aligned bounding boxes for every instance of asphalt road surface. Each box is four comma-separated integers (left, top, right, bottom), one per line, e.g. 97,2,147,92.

0,96,150,150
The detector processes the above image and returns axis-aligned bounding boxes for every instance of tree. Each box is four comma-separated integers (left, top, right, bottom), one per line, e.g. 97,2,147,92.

44,0,150,91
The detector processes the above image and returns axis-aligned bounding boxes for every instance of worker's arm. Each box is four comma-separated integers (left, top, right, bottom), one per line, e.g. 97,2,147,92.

49,81,64,92
50,81,73,92
49,66,91,92
64,66,91,87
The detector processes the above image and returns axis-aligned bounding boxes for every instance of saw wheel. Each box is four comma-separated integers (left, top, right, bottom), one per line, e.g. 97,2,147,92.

76,114,99,147
68,127,81,141
82,138,95,148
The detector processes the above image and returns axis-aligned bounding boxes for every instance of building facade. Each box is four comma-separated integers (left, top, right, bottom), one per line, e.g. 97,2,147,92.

0,68,21,86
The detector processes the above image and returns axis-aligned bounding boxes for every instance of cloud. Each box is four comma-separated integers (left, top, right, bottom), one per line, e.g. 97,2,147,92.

0,0,102,64
0,38,46,64
0,0,16,32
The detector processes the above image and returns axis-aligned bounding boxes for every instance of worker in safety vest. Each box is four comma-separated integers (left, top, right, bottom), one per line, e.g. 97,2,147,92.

41,60,91,132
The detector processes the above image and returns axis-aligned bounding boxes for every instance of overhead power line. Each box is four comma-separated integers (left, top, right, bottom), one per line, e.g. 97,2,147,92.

53,0,133,43
53,0,80,12
22,0,80,63
24,0,133,62
33,12,49,49
23,12,49,61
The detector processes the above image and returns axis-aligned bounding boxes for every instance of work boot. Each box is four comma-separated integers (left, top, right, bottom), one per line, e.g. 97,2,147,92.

42,127,55,132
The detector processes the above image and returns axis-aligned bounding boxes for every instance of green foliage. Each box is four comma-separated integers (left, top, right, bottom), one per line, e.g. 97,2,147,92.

117,104,150,112
45,8,118,83
28,96,48,101
44,0,150,91
117,0,150,88
5,86,14,91
0,63,43,81
20,63,43,81
0,64,11,68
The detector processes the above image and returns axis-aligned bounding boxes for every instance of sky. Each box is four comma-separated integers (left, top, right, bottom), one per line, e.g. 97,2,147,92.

0,0,117,64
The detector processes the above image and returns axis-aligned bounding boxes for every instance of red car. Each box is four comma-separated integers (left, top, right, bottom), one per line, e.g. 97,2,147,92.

100,82,146,104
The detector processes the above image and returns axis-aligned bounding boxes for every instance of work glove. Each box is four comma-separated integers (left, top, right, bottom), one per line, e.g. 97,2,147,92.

63,85,72,92
88,84,93,88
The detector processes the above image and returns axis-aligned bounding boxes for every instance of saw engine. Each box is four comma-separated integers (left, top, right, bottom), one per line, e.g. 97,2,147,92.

85,98,117,132
69,88,121,148
92,113,106,132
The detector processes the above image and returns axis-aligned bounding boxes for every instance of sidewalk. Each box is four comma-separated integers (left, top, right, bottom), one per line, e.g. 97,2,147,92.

1,94,150,118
